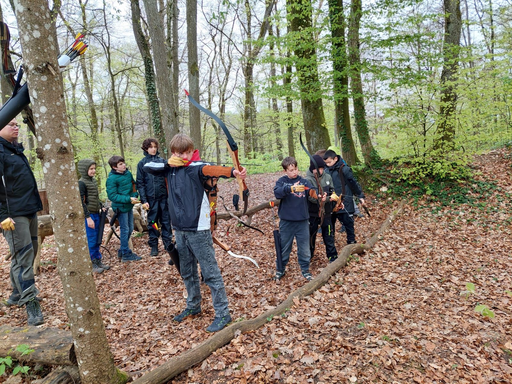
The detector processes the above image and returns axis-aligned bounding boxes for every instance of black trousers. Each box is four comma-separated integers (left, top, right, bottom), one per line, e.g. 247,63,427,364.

332,211,356,244
147,198,172,248
309,216,337,260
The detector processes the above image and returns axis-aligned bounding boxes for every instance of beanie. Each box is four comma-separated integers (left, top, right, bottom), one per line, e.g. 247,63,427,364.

309,155,326,172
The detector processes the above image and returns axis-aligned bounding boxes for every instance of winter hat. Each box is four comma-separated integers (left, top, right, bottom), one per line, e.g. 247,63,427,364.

309,155,326,172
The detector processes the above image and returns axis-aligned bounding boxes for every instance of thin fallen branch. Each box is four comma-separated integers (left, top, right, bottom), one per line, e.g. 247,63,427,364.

132,201,406,384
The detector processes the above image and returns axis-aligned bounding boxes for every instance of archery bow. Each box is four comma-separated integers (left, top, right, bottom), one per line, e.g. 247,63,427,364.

299,133,325,226
0,28,88,131
184,89,249,214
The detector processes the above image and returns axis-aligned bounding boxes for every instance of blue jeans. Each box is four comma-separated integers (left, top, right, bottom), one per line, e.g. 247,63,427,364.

278,219,311,273
85,213,102,260
175,230,229,318
117,210,134,255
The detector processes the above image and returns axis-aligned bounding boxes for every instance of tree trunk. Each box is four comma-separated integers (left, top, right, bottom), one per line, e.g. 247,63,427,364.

187,0,201,150
348,0,380,166
12,1,127,382
131,0,165,148
287,0,331,152
434,0,462,151
142,0,178,152
268,25,283,160
328,0,358,165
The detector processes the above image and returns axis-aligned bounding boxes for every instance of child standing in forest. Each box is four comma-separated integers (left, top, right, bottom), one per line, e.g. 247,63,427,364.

106,155,141,262
305,154,339,263
273,156,317,281
144,133,246,332
78,159,110,273
136,138,173,258
323,150,366,244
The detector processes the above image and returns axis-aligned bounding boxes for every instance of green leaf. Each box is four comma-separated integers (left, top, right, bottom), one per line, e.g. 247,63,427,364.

16,344,34,356
506,290,512,297
0,364,5,375
465,282,475,293
474,304,487,313
12,366,21,375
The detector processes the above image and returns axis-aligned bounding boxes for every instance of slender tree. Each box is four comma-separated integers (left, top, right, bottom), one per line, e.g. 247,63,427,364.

12,0,127,382
328,0,358,164
348,0,380,165
287,0,331,151
130,0,165,147
434,0,462,150
187,0,201,150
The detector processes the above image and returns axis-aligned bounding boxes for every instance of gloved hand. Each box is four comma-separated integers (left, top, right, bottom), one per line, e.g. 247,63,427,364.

290,184,305,193
168,155,188,167
1,218,15,231
308,189,318,199
330,192,339,201
130,197,140,205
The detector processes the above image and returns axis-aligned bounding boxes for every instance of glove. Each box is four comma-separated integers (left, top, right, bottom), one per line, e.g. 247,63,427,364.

1,218,15,231
330,192,339,201
168,155,188,167
290,184,305,193
308,189,318,199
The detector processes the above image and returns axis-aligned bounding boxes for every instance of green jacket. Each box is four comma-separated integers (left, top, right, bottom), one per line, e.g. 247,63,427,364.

106,169,138,213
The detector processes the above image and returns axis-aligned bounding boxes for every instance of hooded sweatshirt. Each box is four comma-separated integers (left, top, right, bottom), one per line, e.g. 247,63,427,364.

78,159,101,217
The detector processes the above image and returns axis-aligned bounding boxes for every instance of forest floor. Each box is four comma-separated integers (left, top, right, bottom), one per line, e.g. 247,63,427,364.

0,148,511,384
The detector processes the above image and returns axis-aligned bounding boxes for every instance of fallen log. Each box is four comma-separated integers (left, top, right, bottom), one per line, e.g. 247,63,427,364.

216,199,280,224
0,325,76,366
132,201,406,384
38,366,80,384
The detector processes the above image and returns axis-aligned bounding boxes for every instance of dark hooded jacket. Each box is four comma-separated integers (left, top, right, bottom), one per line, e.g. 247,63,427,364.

78,159,101,217
325,157,364,214
136,151,168,204
0,137,42,220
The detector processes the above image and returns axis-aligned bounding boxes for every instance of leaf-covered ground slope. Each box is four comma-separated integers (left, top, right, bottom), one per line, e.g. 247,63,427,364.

0,148,511,383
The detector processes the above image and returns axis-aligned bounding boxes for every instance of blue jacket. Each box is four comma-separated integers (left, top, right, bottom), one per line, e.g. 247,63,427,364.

325,157,364,214
274,175,313,221
0,138,42,220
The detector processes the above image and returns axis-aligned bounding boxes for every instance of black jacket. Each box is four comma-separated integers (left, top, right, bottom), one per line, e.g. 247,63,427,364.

325,157,364,214
273,175,313,221
0,138,42,220
136,151,168,203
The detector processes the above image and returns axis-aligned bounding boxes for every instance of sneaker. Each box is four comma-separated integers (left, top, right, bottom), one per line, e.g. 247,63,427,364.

173,307,201,322
328,255,338,263
92,259,104,273
121,252,142,262
273,270,286,281
302,271,313,281
150,244,159,257
98,259,110,270
26,299,44,326
206,314,232,333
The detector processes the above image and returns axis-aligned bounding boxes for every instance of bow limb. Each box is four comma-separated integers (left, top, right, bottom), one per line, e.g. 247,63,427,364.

185,90,249,214
299,133,325,226
212,235,259,268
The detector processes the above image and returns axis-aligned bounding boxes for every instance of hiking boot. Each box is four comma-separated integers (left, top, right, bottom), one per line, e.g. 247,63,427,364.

97,258,110,270
5,290,20,306
206,314,232,333
92,259,104,273
302,271,313,281
273,270,285,281
150,244,159,257
173,307,201,322
121,252,142,262
26,299,44,326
